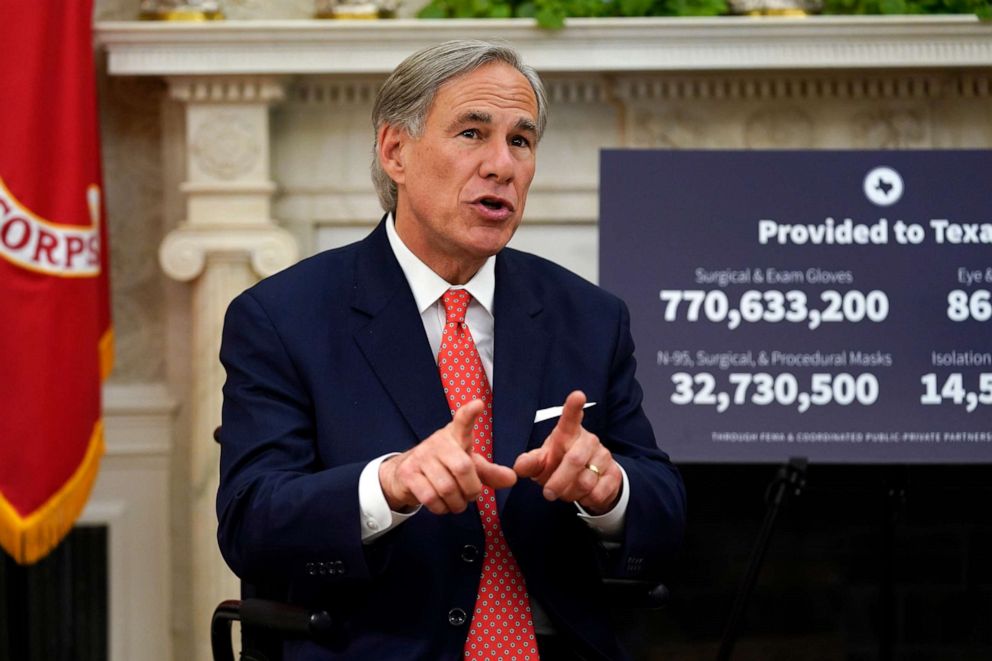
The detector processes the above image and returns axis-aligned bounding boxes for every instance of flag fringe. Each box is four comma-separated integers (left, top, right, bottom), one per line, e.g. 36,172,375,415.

100,328,115,380
0,420,105,565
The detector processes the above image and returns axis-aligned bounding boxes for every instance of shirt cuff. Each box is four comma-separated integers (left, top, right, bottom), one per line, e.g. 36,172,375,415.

575,463,629,540
359,453,421,544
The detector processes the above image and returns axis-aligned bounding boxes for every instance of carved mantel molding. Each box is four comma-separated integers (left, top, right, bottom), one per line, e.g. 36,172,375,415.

97,16,992,75
159,225,298,281
159,74,297,283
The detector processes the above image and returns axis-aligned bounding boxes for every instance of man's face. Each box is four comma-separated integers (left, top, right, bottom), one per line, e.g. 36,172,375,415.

386,62,539,283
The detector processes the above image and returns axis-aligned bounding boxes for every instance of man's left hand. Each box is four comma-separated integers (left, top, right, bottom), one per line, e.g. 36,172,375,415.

513,391,622,515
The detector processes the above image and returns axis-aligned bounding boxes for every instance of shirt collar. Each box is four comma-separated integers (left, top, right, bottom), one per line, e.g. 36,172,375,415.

385,213,495,316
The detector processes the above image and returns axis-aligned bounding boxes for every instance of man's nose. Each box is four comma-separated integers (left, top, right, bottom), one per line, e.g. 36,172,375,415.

479,139,515,183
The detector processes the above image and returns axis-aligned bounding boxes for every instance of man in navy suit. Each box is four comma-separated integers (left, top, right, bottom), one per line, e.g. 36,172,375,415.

217,40,686,660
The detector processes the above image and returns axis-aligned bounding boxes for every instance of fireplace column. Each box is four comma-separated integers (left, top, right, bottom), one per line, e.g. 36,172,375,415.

159,75,298,661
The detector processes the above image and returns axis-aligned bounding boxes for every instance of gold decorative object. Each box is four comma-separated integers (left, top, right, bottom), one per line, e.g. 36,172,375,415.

728,0,821,15
139,0,224,21
314,0,400,19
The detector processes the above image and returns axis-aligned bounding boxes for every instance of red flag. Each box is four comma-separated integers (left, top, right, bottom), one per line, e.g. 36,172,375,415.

0,0,112,564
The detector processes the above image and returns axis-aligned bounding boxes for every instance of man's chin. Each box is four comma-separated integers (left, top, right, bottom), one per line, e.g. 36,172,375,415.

466,233,515,259
468,218,520,250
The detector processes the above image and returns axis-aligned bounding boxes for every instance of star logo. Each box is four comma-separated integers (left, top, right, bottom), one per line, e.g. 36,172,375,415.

863,166,904,207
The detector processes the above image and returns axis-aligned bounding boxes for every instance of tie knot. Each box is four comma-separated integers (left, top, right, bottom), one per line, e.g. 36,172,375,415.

442,289,471,324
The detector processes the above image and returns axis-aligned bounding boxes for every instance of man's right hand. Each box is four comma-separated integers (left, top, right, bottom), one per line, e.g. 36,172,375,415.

378,399,517,515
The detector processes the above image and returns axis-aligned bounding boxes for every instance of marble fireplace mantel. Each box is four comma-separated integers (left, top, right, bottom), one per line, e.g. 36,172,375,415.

99,16,992,74
95,16,992,661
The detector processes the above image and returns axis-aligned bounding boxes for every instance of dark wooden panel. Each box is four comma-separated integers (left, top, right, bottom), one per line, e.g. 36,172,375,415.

0,526,108,661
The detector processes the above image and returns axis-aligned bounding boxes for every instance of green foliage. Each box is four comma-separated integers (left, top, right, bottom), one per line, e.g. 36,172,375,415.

417,0,732,27
821,0,990,14
416,0,991,27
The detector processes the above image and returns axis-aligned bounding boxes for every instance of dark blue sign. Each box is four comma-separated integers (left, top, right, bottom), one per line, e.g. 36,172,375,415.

600,150,992,463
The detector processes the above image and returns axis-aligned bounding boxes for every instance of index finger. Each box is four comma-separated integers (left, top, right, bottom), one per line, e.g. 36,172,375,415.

551,391,587,446
448,399,485,450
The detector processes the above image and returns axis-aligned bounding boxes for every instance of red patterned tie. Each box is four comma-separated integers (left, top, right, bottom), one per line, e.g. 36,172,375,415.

438,289,540,661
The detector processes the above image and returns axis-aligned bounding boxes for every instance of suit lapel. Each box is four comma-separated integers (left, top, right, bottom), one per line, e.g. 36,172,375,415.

492,251,549,512
351,220,451,444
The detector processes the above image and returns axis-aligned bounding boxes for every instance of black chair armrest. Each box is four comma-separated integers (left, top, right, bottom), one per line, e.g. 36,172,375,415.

211,600,243,661
602,578,670,610
211,598,336,661
211,582,667,661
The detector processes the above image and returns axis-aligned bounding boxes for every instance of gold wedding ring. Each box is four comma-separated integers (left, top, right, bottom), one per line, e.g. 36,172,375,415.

585,463,601,476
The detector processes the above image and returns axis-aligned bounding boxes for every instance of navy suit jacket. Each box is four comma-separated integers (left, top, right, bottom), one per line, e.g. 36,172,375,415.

217,220,686,660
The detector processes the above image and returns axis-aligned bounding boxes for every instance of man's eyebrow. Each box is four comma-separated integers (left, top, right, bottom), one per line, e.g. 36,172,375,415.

446,112,537,136
448,111,492,131
515,118,538,135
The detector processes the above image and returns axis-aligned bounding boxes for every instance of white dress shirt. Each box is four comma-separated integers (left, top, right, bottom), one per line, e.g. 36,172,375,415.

357,215,629,544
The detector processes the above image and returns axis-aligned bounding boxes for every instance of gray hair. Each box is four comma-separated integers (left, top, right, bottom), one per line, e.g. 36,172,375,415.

371,40,548,213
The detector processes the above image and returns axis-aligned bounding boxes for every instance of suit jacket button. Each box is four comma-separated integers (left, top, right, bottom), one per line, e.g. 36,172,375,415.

448,608,467,626
460,545,479,563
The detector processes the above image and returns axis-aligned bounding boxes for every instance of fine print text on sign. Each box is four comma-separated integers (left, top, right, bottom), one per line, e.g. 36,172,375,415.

599,150,991,464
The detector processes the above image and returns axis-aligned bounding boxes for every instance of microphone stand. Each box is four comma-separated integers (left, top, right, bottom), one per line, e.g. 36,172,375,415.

716,457,808,661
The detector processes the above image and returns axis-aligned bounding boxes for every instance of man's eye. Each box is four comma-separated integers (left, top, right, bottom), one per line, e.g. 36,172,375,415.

511,136,531,148
460,129,479,139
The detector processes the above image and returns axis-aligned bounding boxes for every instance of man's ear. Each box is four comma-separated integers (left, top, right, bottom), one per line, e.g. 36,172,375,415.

378,124,408,185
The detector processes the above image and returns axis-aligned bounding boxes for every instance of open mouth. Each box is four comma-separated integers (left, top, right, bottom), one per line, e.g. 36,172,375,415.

475,196,514,213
